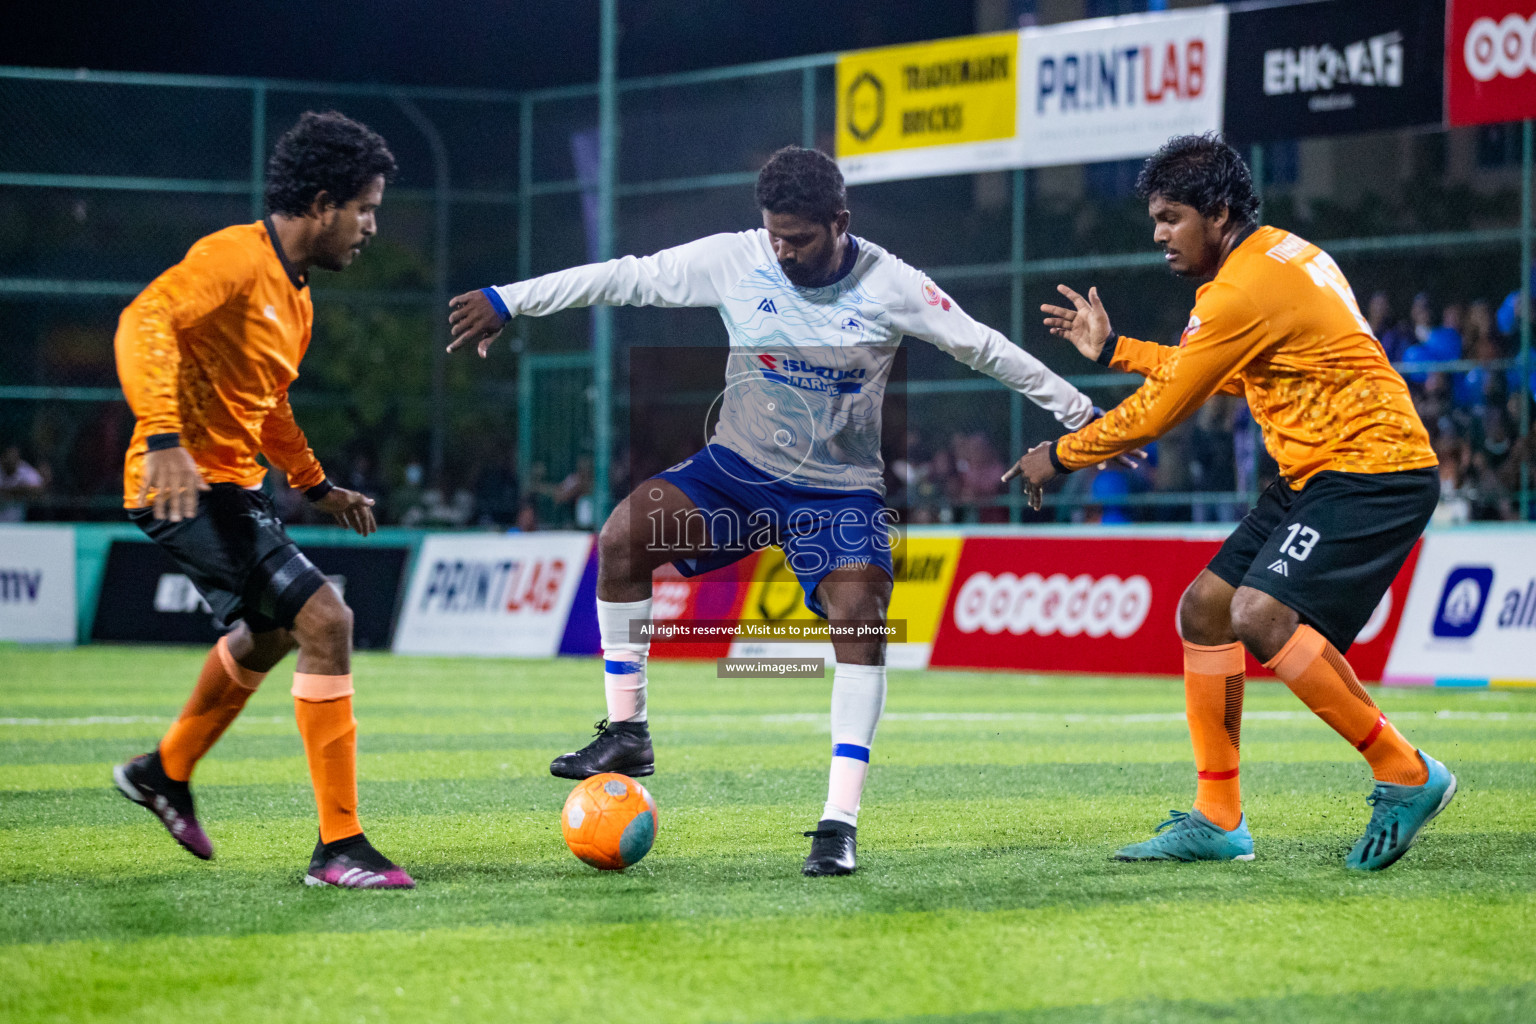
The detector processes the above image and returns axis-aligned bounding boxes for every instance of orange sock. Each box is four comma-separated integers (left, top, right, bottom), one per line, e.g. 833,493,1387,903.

1183,639,1245,830
292,672,361,844
159,636,266,782
1264,625,1427,786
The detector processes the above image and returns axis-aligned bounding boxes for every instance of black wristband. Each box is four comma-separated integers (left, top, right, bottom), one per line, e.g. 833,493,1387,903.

305,479,335,502
1096,335,1118,368
146,432,181,452
1048,440,1073,475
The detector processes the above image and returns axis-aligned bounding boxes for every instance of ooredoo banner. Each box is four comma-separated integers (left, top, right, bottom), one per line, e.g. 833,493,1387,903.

393,532,593,657
1447,0,1536,126
1224,0,1445,144
0,525,75,644
1383,528,1536,685
929,531,1414,681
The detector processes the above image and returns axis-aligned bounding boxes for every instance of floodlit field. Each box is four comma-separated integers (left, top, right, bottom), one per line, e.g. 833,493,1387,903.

2,644,1534,1023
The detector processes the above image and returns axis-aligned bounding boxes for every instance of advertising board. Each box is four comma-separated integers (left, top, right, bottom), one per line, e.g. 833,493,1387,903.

0,525,76,644
392,532,593,657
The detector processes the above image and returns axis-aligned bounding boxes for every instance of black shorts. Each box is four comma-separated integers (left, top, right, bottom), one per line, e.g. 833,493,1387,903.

129,483,329,633
1206,467,1438,653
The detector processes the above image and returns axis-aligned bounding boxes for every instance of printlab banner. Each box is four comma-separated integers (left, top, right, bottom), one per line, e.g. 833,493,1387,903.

1384,527,1536,685
837,8,1227,183
1447,0,1536,126
1016,7,1228,168
1224,0,1445,144
0,525,76,644
392,532,593,657
91,540,408,648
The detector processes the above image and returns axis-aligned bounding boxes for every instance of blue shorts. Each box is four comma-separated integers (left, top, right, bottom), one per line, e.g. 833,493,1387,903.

658,445,893,618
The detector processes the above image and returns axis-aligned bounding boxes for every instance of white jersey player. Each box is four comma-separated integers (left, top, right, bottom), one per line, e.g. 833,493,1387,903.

448,146,1099,876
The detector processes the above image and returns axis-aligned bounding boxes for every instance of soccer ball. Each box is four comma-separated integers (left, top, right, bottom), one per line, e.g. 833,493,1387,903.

561,773,658,870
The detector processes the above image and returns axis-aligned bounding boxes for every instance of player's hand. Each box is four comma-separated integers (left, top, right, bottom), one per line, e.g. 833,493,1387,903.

1102,448,1149,472
1041,284,1112,362
1001,442,1057,511
448,289,507,358
312,487,377,536
138,446,209,522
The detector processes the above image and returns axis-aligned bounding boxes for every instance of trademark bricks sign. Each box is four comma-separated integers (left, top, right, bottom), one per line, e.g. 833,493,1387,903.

1224,0,1445,145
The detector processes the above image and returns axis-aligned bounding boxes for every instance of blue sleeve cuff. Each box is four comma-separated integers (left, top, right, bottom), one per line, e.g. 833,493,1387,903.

1049,440,1072,475
146,433,181,452
481,287,511,323
1097,337,1118,367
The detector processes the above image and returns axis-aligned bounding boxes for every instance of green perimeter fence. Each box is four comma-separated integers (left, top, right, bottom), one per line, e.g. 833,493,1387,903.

0,55,1531,526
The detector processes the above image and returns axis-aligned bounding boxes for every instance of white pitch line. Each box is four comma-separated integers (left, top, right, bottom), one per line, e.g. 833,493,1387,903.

0,715,291,727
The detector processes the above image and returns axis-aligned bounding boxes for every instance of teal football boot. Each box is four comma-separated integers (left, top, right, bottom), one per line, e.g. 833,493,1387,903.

1346,751,1456,871
1113,809,1255,862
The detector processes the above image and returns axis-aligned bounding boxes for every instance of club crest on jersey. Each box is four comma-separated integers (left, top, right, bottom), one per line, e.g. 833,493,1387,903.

921,279,952,311
757,298,778,314
756,353,865,394
1180,314,1201,346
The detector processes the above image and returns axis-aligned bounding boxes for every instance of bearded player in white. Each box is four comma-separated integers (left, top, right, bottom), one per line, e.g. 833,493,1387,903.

449,146,1106,875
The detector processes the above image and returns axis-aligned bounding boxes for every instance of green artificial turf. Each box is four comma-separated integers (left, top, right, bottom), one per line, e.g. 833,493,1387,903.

2,644,1533,1023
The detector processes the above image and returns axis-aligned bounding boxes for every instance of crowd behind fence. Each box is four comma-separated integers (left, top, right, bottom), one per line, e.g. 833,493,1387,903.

0,58,1531,529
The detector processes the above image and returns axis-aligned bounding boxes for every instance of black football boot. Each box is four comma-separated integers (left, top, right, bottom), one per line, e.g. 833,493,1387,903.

113,749,215,860
801,818,857,876
549,718,654,779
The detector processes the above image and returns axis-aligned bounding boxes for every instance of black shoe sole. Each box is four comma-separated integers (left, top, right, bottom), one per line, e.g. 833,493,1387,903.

802,861,856,877
549,762,655,780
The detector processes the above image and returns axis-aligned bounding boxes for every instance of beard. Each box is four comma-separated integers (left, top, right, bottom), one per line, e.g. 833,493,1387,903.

779,258,828,288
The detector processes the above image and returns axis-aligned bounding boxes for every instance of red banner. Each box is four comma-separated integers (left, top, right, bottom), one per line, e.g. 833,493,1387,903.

929,534,1416,682
648,553,759,660
1447,0,1536,125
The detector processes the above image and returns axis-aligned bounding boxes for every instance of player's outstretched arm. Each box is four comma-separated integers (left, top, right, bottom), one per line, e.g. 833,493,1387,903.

448,234,743,358
1041,284,1113,363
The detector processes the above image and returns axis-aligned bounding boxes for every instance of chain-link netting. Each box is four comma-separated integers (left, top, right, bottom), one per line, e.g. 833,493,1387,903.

0,64,1531,527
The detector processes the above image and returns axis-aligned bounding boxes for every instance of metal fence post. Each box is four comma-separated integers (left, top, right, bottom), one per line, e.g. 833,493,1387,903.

249,84,266,220
394,96,452,481
802,65,817,150
1522,121,1532,520
1008,167,1027,523
517,93,535,500
593,0,618,526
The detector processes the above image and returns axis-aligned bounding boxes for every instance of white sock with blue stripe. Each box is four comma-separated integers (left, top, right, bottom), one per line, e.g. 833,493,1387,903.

598,597,651,723
822,662,887,826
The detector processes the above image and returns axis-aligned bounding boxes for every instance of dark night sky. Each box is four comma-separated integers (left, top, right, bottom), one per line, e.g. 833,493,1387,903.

4,2,981,89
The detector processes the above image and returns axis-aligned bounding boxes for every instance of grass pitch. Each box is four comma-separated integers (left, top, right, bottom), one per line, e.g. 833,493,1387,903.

2,645,1534,1024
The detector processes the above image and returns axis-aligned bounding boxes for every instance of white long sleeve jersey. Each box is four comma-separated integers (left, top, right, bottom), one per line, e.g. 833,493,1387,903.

490,229,1094,494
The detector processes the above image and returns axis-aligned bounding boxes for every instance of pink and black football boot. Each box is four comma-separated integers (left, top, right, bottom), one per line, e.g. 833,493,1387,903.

113,750,215,861
305,833,416,889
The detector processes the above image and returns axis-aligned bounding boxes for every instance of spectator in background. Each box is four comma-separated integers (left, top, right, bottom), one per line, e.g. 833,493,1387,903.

1470,405,1518,520
952,431,1007,523
389,460,427,525
0,445,46,522
402,470,475,528
1410,292,1434,345
553,455,594,529
473,448,521,527
340,450,386,510
1369,291,1415,363
508,501,539,533
1404,302,1463,384
1432,431,1473,526
1455,300,1504,410
909,446,957,524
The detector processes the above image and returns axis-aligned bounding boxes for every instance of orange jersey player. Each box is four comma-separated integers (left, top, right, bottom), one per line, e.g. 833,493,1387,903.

111,111,414,889
1010,133,1454,871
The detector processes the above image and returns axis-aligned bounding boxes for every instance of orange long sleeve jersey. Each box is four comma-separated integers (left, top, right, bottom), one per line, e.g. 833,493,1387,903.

115,221,327,507
1053,226,1437,488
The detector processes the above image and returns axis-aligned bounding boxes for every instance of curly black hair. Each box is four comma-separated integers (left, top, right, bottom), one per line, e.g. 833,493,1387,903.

1134,132,1259,227
264,111,397,217
755,146,847,224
